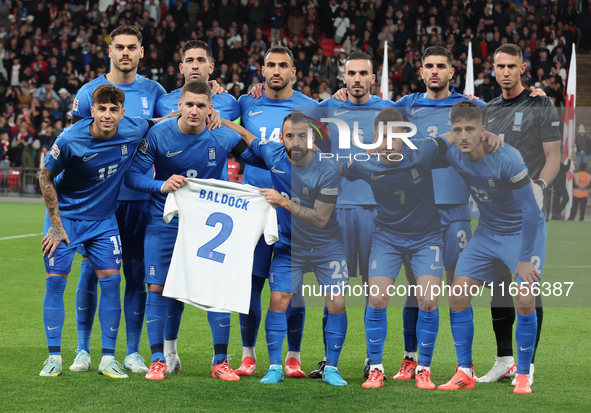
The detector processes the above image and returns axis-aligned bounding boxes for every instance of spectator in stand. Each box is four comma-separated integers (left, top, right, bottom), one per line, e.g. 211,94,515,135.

552,159,572,220
334,8,350,44
576,125,591,170
568,163,591,221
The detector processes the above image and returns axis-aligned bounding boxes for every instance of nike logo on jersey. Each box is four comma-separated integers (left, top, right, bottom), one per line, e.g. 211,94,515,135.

83,153,98,162
369,338,382,343
78,306,91,311
47,326,59,330
271,167,285,174
167,151,183,157
333,110,349,116
249,110,263,116
488,118,496,123
371,174,385,180
411,108,425,114
116,258,122,264
520,346,533,351
430,265,442,270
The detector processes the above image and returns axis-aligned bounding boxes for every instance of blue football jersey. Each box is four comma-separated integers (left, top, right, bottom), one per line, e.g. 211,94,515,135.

46,117,150,220
342,138,442,235
155,88,240,120
238,91,319,189
319,95,394,207
444,142,544,234
250,139,341,247
393,89,486,205
124,117,265,228
72,74,167,201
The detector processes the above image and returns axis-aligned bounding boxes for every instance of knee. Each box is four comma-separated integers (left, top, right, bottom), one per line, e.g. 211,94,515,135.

148,284,164,294
269,291,291,312
417,296,437,311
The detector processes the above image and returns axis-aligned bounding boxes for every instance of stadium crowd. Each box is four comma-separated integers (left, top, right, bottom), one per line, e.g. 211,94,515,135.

0,0,581,169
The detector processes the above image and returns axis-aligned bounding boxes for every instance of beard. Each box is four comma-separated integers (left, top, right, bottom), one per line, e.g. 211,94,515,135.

287,147,308,162
267,76,289,91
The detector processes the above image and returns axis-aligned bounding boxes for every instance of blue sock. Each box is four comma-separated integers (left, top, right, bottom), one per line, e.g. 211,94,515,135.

265,310,287,366
75,259,98,354
450,308,474,369
286,294,305,352
322,305,329,358
516,311,537,375
43,276,67,355
146,291,167,363
325,312,347,367
365,306,387,366
239,274,265,347
403,293,419,353
123,261,146,355
417,308,439,368
98,274,121,356
164,298,184,341
208,311,231,364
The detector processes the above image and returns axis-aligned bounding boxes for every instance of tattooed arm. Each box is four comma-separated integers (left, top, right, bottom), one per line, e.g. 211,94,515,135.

39,165,70,258
259,188,335,229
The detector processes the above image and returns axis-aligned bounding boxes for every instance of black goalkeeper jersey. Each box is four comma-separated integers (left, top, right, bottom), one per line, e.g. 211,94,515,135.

483,88,560,180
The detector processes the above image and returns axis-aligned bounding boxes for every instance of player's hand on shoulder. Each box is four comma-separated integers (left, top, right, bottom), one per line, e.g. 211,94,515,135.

161,174,189,193
42,224,70,258
259,188,287,208
249,83,264,99
482,131,504,153
528,86,547,97
515,261,541,285
208,80,227,95
332,88,348,102
464,93,482,101
207,108,221,130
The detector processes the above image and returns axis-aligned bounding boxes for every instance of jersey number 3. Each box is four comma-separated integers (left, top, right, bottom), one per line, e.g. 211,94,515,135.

197,212,234,264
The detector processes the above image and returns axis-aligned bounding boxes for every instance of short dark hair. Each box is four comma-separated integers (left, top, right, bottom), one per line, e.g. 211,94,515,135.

111,25,143,44
181,79,212,100
92,84,125,107
450,100,482,124
264,46,294,66
182,40,212,61
580,163,587,172
282,112,309,130
495,44,523,63
375,108,403,128
422,46,453,67
345,51,373,72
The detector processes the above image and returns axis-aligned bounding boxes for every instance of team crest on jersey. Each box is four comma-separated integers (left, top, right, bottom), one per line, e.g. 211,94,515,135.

513,112,523,131
49,257,54,266
138,139,148,154
50,144,60,159
410,168,421,184
149,266,155,276
72,98,79,112
207,147,217,166
487,178,496,188
302,186,309,196
141,97,149,109
121,144,128,156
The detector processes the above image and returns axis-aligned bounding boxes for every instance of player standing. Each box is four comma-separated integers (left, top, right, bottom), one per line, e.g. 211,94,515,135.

234,46,319,377
222,113,349,386
69,25,166,374
310,52,393,378
437,101,545,395
477,44,560,385
124,80,265,381
39,85,151,378
152,40,240,374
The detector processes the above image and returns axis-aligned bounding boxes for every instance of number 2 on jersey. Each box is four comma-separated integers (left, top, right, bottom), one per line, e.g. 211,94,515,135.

197,212,234,264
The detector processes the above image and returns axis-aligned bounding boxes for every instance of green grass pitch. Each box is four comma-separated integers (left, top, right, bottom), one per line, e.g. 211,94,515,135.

1,202,590,412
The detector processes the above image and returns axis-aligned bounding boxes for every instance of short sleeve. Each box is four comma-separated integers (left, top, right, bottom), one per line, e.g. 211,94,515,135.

540,99,561,143
412,138,441,165
163,192,179,223
317,162,341,203
44,138,70,175
71,89,92,118
262,202,279,245
501,147,529,185
341,158,364,182
250,138,286,167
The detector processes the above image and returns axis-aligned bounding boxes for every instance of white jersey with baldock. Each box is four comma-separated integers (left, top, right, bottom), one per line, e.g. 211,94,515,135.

162,178,278,314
